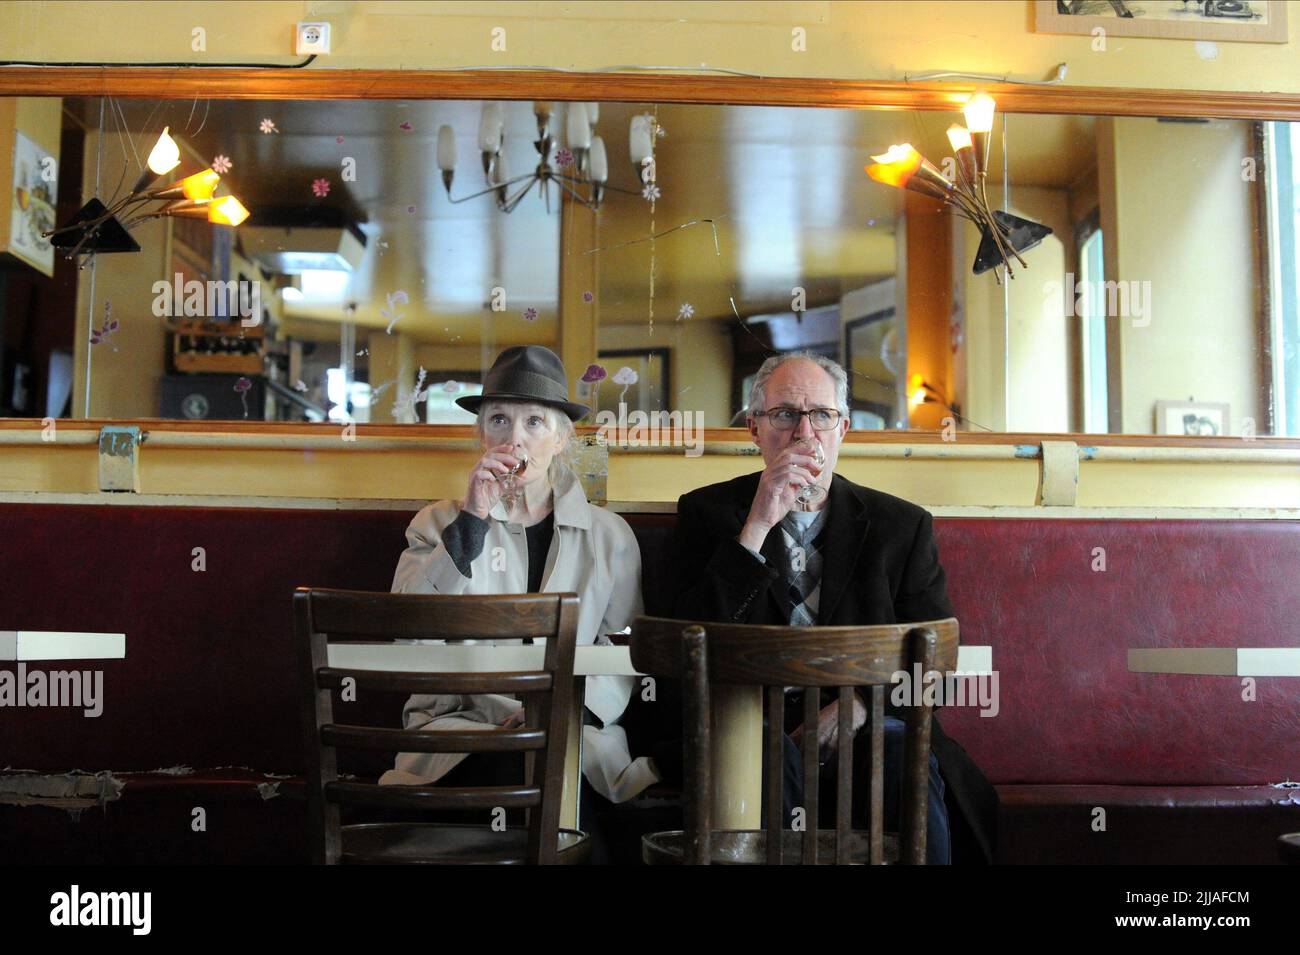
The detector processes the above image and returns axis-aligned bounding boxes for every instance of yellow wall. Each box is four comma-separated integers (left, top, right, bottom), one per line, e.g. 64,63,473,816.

1100,117,1262,435
598,318,732,429
1,1,1298,92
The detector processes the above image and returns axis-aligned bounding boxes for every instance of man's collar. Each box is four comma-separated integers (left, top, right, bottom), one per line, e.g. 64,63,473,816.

488,466,591,529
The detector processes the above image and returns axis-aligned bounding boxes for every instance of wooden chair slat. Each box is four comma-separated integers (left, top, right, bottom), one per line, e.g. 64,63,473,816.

870,684,885,865
901,627,938,865
682,626,712,866
765,686,785,866
325,780,541,810
317,668,552,695
835,686,853,865
303,588,561,638
630,615,958,686
801,689,819,866
322,724,546,753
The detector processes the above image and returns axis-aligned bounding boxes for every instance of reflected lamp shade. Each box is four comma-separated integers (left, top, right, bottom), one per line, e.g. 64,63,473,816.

566,103,591,151
629,115,654,173
865,144,953,202
963,93,996,134
436,125,457,172
146,127,181,176
478,103,504,153
588,136,608,184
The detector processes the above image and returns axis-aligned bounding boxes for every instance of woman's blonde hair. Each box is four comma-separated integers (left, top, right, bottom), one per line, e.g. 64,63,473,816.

473,400,576,487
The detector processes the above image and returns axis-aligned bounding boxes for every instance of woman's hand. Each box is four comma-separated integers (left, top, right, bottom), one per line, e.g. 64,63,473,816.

498,708,527,729
465,443,522,519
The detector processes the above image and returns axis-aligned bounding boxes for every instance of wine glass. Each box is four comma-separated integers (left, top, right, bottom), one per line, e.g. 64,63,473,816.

793,438,826,510
498,444,530,511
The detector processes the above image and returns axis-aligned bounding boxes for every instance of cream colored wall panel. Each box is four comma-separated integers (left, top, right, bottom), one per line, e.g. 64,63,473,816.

1077,461,1300,508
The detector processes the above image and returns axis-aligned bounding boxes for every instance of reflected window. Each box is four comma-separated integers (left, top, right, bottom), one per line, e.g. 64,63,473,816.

1266,121,1300,437
1077,213,1109,434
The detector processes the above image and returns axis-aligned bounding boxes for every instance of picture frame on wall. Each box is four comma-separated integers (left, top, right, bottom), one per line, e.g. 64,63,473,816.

1155,399,1231,436
1034,1,1289,43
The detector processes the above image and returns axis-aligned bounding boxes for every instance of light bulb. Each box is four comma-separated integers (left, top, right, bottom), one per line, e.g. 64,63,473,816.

436,124,457,172
147,127,181,175
478,103,504,153
566,103,591,151
208,196,249,226
589,136,608,183
179,168,220,200
865,144,922,188
946,124,973,153
628,115,653,166
963,92,996,134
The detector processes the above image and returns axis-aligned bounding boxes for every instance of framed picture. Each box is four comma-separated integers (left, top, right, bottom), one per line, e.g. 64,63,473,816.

1155,400,1230,436
843,308,900,430
1035,1,1289,43
8,131,58,276
594,348,671,417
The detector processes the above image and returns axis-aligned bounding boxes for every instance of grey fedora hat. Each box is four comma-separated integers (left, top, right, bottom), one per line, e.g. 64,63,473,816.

456,345,590,421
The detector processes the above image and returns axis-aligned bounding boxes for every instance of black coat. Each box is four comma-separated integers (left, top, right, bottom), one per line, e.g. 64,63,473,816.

667,470,998,864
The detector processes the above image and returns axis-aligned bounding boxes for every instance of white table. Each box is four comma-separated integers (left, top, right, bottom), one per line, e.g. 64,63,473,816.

1127,648,1300,677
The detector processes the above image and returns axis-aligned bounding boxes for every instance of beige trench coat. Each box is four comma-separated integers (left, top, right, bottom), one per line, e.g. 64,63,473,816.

381,466,656,801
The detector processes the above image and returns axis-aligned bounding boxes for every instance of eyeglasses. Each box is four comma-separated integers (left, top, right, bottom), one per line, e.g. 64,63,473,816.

751,407,843,431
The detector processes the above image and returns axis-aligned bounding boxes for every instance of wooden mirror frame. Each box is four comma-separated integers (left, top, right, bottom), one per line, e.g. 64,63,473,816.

2,68,1298,449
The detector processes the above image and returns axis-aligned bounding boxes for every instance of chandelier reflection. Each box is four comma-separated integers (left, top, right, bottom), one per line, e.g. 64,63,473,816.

436,102,644,213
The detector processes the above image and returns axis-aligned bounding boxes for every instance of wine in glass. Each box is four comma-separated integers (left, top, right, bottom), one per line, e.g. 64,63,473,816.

793,438,826,510
498,444,530,511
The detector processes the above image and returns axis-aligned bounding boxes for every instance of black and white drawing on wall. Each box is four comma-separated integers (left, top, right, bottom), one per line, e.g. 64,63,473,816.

1154,400,1231,436
1035,1,1289,42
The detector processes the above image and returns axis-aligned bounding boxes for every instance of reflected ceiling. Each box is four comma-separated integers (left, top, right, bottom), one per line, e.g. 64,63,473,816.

66,97,1096,345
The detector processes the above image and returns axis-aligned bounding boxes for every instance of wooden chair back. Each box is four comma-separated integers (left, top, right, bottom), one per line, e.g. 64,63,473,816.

295,587,580,864
630,616,959,865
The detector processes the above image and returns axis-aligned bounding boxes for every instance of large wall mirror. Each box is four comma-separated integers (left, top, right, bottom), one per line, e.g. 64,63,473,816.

1,89,1297,438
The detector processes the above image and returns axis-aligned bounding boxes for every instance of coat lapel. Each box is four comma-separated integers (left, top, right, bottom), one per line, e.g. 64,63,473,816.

816,474,871,624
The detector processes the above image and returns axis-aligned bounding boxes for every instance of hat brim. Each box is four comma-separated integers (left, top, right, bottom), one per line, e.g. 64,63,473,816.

456,392,591,422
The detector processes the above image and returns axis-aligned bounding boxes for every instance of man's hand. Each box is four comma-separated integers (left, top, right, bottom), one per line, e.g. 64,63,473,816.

737,443,821,552
788,695,867,760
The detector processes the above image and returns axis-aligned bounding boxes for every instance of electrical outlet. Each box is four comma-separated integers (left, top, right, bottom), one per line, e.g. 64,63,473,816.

296,21,331,56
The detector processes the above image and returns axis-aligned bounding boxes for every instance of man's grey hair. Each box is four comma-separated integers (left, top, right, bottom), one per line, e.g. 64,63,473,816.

473,399,576,486
746,351,850,417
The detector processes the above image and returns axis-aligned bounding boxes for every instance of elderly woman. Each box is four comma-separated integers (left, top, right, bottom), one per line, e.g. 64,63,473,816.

380,345,658,813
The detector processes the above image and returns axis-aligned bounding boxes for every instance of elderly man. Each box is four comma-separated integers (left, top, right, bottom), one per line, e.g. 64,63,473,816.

666,351,997,864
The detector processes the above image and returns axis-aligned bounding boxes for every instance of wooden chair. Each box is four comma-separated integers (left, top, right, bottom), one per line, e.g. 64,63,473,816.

630,616,959,865
296,587,590,865
1280,833,1300,865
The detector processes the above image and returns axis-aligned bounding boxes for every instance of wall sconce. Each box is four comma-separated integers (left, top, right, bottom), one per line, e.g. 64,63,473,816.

908,373,958,416
43,127,250,264
866,92,1052,283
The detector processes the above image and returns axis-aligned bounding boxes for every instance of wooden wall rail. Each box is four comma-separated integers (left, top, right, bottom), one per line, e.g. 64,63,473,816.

2,69,1300,120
